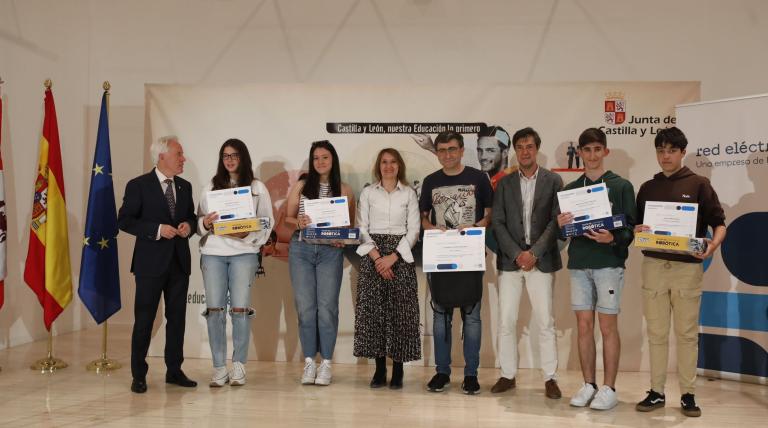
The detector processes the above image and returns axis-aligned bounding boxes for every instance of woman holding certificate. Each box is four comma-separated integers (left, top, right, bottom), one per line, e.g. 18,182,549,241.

286,140,355,386
354,148,421,389
197,139,274,387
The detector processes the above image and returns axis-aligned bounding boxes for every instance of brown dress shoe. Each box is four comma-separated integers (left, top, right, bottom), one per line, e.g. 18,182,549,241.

491,377,516,393
545,379,562,399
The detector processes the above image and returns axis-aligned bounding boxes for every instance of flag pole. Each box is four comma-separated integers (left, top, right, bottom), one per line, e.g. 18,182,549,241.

86,319,121,372
0,75,3,373
86,81,121,373
31,325,68,372
29,79,68,373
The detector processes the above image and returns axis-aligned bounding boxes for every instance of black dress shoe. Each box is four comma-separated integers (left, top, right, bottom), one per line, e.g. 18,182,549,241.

166,371,198,387
131,378,147,394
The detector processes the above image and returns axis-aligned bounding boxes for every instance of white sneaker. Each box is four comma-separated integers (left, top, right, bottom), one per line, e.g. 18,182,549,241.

301,358,316,385
230,361,246,386
315,359,332,386
590,385,618,410
570,383,597,407
210,366,229,387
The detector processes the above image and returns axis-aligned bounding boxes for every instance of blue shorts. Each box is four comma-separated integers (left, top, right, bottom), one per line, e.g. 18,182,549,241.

569,267,625,314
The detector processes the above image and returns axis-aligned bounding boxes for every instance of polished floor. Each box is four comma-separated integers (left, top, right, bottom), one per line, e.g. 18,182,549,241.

0,326,765,427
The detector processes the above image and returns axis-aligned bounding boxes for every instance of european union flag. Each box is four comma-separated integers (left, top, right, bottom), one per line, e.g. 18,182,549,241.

78,91,120,324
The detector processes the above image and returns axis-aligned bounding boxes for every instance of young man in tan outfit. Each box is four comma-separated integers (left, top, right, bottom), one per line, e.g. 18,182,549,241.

634,127,726,418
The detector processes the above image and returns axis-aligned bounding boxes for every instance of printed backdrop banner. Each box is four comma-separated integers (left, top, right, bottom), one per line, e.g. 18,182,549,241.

677,95,768,384
144,82,700,371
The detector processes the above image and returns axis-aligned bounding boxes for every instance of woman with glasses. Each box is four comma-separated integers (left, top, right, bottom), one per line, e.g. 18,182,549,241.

354,148,421,389
286,140,355,385
197,139,274,387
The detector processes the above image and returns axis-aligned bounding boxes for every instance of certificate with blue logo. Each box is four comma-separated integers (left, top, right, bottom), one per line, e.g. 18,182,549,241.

557,183,612,223
303,196,351,228
643,201,698,237
423,227,486,273
558,183,625,238
205,186,255,221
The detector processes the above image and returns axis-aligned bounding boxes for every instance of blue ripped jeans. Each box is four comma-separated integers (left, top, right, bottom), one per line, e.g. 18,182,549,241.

201,253,260,368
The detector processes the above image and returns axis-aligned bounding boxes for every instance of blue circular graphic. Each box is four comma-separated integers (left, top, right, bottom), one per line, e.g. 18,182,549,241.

703,229,713,272
721,212,768,286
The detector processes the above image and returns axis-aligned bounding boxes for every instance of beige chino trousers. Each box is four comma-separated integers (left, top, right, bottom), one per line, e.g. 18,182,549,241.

641,256,704,395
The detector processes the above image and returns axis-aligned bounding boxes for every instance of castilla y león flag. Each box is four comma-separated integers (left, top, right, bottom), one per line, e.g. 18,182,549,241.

24,87,72,330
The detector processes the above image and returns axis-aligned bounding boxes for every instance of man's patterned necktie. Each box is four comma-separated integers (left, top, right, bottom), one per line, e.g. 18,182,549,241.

164,179,176,219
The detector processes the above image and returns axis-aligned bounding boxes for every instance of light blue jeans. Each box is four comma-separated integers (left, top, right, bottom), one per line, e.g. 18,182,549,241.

201,253,260,368
288,235,344,360
570,267,625,314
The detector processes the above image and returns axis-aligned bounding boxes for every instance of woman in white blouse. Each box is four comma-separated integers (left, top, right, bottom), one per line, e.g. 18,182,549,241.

197,139,274,387
354,148,421,389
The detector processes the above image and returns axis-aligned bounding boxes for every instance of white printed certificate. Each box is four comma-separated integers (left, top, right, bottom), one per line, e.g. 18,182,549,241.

205,186,255,222
643,201,698,237
422,227,486,273
303,196,351,228
557,183,612,223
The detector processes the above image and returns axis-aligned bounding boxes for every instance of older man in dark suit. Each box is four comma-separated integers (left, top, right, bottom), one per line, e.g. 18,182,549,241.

118,135,197,393
491,127,564,399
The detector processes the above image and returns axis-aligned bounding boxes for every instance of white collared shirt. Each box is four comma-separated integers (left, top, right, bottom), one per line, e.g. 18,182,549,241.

520,166,539,245
356,181,420,263
155,167,176,200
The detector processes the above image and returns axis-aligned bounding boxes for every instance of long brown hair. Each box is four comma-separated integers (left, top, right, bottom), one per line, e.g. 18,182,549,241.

301,140,342,199
211,139,255,190
373,148,407,185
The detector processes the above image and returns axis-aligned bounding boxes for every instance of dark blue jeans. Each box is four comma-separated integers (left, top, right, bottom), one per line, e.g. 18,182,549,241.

432,300,482,377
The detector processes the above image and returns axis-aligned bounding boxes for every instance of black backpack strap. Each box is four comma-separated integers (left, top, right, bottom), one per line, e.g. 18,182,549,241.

459,302,478,342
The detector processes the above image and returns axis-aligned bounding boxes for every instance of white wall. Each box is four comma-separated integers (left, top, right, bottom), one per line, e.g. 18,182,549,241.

1,0,767,350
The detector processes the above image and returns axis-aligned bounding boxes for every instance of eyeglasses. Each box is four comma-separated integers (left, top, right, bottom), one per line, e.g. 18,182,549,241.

436,146,460,155
222,153,240,161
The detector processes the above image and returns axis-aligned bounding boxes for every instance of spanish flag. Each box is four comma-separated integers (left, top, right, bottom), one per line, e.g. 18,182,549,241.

24,86,72,330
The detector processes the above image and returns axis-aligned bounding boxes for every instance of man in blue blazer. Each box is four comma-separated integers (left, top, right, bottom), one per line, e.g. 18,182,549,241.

118,135,197,393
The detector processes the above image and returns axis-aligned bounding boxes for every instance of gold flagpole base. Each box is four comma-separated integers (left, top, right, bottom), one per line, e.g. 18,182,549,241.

86,357,122,373
31,356,68,373
31,327,68,373
86,321,121,372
